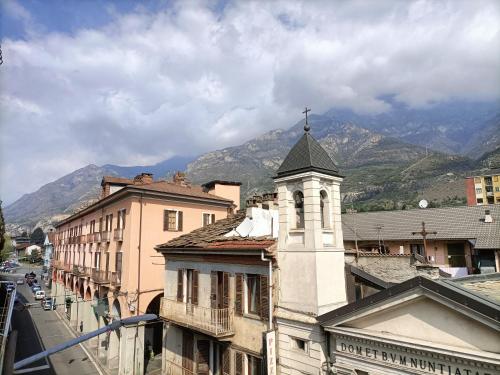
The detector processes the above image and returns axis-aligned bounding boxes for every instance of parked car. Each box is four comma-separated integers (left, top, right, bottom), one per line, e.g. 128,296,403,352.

6,283,15,293
32,285,41,294
35,290,45,300
16,278,24,285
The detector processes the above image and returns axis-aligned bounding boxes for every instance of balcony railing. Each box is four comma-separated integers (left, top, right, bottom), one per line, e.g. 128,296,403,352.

72,265,90,277
101,231,111,243
86,233,94,243
94,232,102,243
63,263,72,272
91,269,110,284
110,271,122,286
113,228,124,242
160,298,234,338
80,235,87,244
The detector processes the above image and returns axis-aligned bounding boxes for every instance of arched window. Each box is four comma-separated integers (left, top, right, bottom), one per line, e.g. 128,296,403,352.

293,191,304,229
320,190,329,228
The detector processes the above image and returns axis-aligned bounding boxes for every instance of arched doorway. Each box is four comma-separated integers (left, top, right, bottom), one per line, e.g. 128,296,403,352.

144,293,163,373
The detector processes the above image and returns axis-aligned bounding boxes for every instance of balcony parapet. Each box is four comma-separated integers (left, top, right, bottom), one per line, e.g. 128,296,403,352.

101,231,111,243
164,360,194,375
113,228,124,242
160,298,234,338
91,269,110,284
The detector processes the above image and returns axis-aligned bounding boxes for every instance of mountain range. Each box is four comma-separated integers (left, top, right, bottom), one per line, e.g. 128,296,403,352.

4,101,499,233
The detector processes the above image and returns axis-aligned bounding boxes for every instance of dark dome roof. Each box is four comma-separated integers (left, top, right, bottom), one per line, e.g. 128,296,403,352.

275,132,341,178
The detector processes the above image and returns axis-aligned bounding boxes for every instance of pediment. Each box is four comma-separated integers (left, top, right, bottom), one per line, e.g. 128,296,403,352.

337,294,500,354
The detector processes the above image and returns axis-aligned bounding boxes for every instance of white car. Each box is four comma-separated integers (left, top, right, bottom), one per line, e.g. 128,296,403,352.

35,290,46,300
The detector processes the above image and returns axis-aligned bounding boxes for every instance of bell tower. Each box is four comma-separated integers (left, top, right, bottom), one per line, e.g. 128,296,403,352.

274,111,347,315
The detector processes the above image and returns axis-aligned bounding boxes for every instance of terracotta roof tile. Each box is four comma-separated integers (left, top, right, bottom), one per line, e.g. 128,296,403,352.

102,176,134,185
156,212,276,250
131,181,233,203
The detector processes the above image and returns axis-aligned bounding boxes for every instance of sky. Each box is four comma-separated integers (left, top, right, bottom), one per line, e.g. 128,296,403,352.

1,0,499,205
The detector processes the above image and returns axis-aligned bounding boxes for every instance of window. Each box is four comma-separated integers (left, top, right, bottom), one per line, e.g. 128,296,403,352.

247,274,261,315
477,198,483,204
320,190,329,228
105,214,113,232
291,337,307,352
176,268,198,305
203,213,216,227
447,243,466,268
495,187,500,192
117,209,126,229
293,191,304,229
476,188,482,194
247,355,262,375
164,210,183,231
410,244,424,257
474,177,481,183
90,220,95,233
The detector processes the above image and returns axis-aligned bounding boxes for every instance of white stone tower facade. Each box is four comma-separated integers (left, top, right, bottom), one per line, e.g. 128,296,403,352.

274,120,347,374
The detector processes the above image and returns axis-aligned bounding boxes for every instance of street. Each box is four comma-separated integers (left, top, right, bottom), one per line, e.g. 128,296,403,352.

2,265,101,375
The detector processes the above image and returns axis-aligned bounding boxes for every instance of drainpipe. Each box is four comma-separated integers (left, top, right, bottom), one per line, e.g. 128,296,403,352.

133,192,144,373
260,251,272,331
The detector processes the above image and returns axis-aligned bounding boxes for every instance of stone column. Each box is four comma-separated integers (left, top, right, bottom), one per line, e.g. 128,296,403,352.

119,324,145,375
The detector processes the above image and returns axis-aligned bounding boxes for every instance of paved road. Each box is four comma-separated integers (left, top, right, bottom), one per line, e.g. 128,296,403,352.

2,265,101,375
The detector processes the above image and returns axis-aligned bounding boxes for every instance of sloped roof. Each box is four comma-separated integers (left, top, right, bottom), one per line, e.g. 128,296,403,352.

342,205,500,249
318,275,500,325
101,176,134,185
131,181,233,203
275,132,340,178
445,273,500,304
155,211,276,251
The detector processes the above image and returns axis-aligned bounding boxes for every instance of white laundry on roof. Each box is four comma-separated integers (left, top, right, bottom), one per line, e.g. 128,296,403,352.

224,206,279,238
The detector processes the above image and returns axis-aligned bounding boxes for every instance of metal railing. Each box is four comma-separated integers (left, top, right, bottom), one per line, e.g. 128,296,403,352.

94,232,102,243
113,228,124,241
91,269,110,283
160,298,234,337
72,265,90,277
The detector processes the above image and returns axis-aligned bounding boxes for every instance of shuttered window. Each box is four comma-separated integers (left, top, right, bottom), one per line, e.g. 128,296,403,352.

192,270,199,306
196,340,210,375
235,352,243,375
202,213,216,227
247,274,261,315
235,273,244,316
260,275,269,320
221,346,231,375
164,210,183,231
177,269,184,302
247,355,262,375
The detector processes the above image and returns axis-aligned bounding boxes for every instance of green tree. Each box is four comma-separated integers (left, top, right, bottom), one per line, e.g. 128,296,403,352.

31,227,45,245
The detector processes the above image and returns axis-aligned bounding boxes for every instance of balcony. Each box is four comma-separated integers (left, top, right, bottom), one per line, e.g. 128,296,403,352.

91,269,110,284
110,271,122,286
79,235,87,244
63,263,72,272
101,231,111,243
113,228,124,242
94,232,102,243
72,265,90,277
52,259,63,269
164,360,194,375
87,233,94,243
160,298,234,338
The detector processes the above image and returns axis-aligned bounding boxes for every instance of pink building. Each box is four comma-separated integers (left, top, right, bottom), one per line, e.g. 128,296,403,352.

51,172,240,374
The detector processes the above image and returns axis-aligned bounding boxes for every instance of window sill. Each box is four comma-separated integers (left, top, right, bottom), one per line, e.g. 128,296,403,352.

289,229,305,233
243,313,262,322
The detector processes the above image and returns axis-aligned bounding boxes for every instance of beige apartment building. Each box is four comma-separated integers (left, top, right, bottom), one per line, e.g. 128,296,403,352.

51,172,240,374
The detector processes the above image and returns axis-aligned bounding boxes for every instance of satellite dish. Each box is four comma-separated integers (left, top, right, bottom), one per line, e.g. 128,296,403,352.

419,199,428,209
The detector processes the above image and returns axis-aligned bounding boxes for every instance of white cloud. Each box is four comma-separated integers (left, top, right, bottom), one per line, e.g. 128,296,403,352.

1,0,499,204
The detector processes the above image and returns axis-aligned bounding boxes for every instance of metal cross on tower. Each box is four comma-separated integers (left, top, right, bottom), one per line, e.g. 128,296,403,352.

411,221,437,260
303,107,311,132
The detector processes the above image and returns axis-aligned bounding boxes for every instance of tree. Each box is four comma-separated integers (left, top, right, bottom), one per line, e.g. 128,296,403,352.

0,200,5,251
31,227,45,246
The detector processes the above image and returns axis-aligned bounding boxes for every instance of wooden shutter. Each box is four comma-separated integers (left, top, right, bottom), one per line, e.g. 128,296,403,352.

177,269,184,302
211,214,216,224
196,340,210,375
222,347,231,375
260,275,269,320
223,272,230,309
235,273,243,316
192,270,199,306
235,352,243,375
163,210,168,231
210,271,218,309
182,331,194,374
178,211,183,231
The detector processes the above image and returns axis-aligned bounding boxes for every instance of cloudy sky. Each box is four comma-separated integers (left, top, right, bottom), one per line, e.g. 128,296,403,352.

1,0,499,205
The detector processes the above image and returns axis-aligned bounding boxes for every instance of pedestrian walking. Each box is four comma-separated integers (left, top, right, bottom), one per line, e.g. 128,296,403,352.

80,321,83,333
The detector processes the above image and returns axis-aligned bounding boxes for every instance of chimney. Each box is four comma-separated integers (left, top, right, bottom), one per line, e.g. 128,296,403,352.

262,192,278,210
484,209,493,223
173,171,190,187
246,195,262,217
133,173,153,185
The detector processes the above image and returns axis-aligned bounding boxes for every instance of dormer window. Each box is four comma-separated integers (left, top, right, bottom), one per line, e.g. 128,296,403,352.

320,190,329,228
293,191,304,229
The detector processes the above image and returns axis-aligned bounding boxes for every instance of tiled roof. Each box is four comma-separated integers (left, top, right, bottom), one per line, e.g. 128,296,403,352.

131,181,233,203
156,212,275,250
445,273,500,304
342,205,500,249
275,131,340,178
102,176,134,185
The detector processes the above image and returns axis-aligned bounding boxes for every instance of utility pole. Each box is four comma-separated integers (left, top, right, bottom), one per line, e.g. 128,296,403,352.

411,221,437,261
